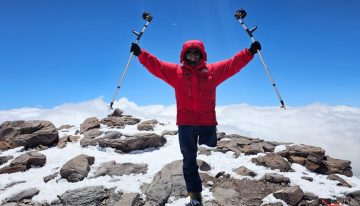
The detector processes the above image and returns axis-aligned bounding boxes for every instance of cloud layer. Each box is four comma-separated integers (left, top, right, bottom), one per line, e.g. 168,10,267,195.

1,97,359,176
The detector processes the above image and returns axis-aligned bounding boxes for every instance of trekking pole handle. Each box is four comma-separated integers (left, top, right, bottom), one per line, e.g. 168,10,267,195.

109,12,153,110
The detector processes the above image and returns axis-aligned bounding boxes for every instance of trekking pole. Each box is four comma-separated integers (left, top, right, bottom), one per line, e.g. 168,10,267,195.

234,9,286,109
109,12,153,110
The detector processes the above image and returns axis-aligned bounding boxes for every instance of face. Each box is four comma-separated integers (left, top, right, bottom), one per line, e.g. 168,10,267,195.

185,48,201,65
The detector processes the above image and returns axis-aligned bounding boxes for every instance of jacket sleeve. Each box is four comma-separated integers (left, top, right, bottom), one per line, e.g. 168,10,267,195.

211,48,254,86
138,49,178,88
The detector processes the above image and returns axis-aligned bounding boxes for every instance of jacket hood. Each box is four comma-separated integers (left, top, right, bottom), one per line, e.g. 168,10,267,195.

180,40,207,69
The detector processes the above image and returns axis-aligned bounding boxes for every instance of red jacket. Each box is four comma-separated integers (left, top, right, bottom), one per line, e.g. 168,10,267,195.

138,40,253,125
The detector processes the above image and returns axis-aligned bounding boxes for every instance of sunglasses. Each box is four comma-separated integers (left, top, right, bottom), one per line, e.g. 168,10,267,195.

186,49,201,58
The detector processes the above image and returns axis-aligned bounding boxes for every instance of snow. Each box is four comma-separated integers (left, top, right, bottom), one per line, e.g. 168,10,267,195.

1,97,360,205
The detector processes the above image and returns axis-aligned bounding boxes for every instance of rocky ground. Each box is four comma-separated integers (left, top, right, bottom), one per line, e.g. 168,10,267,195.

0,109,359,206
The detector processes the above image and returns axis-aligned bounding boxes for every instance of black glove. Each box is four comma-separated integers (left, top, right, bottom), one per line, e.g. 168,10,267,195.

130,43,141,56
249,41,261,55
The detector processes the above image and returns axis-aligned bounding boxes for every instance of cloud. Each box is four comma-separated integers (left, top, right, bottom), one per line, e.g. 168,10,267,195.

1,98,359,176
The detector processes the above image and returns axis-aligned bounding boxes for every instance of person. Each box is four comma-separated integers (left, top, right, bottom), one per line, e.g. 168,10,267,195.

130,40,261,206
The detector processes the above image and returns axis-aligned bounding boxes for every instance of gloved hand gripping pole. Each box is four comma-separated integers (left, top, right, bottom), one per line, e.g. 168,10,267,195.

235,9,286,109
109,12,153,110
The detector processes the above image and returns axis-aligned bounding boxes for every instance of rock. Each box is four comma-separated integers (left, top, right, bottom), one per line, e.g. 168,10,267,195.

142,160,188,206
92,161,148,178
301,176,314,182
0,155,13,165
43,173,59,183
263,203,283,206
251,153,292,172
57,125,74,130
114,193,141,206
3,188,39,203
278,144,326,172
101,116,140,128
56,186,109,206
346,190,360,206
162,130,178,136
233,166,257,177
0,151,46,174
289,156,307,165
273,186,304,206
98,133,166,153
143,159,208,205
215,171,226,179
327,174,352,188
137,119,158,131
258,141,277,153
212,187,241,206
303,192,318,200
241,143,265,155
198,147,212,156
68,135,80,142
0,120,59,150
197,159,211,171
217,135,263,156
80,129,104,147
60,154,95,182
264,173,290,185
57,135,80,148
137,123,154,131
109,108,124,117
318,156,353,177
216,132,226,140
57,136,68,149
80,138,98,147
212,179,284,206
4,181,26,189
80,117,100,133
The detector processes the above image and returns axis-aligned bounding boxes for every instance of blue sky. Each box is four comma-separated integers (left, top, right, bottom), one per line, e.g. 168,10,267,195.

1,0,359,109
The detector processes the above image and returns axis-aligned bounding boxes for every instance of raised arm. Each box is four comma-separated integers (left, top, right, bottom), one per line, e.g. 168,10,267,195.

211,41,261,86
131,43,178,88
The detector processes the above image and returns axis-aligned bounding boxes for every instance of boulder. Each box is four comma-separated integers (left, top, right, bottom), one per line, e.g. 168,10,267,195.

233,166,257,177
114,193,141,206
212,187,241,206
241,143,265,155
57,125,74,130
92,161,148,178
346,190,360,206
98,133,166,153
55,186,110,206
109,108,124,117
80,117,100,133
212,178,284,206
142,159,211,206
83,129,103,139
251,153,292,172
273,186,304,206
0,155,13,165
101,116,140,128
0,120,59,150
3,188,39,203
162,130,178,136
60,154,95,182
278,144,326,172
264,173,290,185
318,156,353,177
0,151,46,174
137,119,158,131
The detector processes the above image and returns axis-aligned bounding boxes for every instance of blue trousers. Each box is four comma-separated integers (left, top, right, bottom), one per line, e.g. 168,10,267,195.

178,125,217,192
